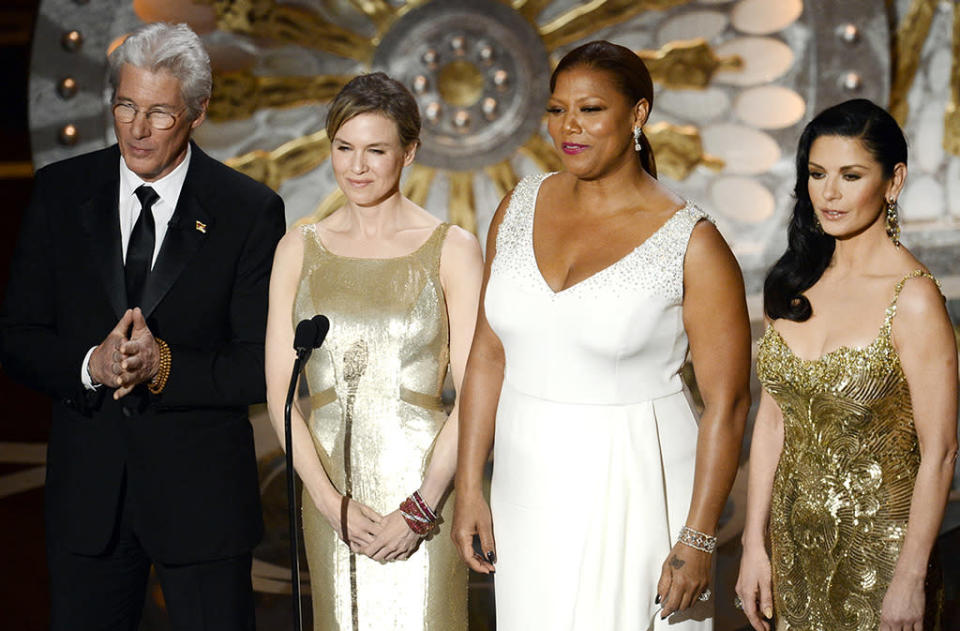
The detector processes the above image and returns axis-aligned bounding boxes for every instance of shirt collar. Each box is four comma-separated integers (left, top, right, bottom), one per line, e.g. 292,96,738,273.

119,143,192,207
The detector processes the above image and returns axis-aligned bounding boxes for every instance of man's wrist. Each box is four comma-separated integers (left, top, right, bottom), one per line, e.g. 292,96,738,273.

81,346,102,390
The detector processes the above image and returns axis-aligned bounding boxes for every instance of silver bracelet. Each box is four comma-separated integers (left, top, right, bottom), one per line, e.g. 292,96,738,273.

678,526,717,553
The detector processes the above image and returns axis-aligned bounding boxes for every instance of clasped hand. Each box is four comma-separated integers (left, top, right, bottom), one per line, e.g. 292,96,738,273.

88,308,159,399
329,499,421,562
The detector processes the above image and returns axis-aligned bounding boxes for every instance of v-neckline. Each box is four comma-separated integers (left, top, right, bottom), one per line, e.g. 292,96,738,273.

528,175,690,296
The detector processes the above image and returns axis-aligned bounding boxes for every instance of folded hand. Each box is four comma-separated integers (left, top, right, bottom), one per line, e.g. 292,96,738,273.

114,308,159,399
361,510,421,562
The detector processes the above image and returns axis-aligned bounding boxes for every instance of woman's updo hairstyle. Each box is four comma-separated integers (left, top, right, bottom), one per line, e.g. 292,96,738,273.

550,40,657,178
325,72,421,149
764,98,908,321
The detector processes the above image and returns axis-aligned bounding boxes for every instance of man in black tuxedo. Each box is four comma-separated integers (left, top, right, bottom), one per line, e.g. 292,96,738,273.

0,23,285,630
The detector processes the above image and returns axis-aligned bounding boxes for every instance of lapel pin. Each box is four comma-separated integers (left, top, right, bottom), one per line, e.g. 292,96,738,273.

195,220,207,234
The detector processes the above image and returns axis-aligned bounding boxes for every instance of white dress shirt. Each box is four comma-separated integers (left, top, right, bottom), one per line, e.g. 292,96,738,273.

81,146,192,389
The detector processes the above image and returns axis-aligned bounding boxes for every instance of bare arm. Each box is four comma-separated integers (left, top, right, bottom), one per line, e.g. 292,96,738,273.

451,193,511,574
880,276,958,630
659,220,752,617
417,226,484,507
736,384,785,631
264,229,382,549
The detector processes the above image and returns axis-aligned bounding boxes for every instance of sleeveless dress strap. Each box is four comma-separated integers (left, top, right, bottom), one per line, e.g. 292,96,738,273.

506,173,550,226
421,222,452,274
656,203,711,303
298,222,324,254
298,222,318,240
882,269,941,333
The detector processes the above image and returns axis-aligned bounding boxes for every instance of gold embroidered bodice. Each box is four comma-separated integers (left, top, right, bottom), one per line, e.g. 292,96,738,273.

756,270,942,631
293,222,466,631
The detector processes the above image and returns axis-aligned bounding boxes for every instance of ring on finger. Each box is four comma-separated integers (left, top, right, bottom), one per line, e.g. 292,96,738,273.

698,588,712,602
733,595,743,610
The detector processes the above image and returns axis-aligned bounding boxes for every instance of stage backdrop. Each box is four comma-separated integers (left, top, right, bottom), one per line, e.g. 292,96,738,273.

21,0,960,628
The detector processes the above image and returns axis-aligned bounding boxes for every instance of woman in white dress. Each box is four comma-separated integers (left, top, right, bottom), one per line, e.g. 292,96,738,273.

451,41,752,630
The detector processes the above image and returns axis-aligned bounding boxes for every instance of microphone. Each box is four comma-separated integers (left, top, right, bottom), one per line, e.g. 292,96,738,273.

293,314,329,358
285,313,330,631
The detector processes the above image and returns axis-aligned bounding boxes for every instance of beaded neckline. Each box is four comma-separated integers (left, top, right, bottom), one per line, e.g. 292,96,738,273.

761,269,937,370
533,201,695,296
526,174,696,296
763,319,898,367
491,172,710,304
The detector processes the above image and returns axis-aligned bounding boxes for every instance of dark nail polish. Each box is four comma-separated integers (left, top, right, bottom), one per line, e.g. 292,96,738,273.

655,594,661,605
486,551,496,564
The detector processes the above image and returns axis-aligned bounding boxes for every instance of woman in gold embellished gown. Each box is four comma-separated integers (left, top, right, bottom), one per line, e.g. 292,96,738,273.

264,73,483,630
736,99,958,631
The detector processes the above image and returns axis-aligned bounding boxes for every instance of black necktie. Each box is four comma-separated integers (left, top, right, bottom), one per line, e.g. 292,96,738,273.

126,185,158,308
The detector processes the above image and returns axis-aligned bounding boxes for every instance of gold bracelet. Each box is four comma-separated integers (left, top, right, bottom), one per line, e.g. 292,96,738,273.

148,338,171,394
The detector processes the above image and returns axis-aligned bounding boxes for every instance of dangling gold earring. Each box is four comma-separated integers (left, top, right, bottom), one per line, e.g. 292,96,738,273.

885,198,900,248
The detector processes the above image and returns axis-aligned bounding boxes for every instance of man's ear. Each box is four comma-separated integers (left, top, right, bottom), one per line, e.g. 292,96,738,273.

190,98,209,129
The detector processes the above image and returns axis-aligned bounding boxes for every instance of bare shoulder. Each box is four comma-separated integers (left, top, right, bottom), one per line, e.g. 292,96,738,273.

685,217,734,266
441,224,483,264
683,218,745,303
483,187,520,254
273,225,307,270
895,272,945,322
277,225,306,253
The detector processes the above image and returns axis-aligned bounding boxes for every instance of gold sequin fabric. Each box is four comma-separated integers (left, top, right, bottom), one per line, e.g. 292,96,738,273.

756,270,943,631
294,223,467,631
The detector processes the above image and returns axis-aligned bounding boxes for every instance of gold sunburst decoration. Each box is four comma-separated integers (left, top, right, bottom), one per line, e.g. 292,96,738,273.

890,0,960,156
189,0,743,232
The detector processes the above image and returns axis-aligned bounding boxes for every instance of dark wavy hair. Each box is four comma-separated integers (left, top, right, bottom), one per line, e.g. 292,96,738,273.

550,40,657,178
763,98,907,321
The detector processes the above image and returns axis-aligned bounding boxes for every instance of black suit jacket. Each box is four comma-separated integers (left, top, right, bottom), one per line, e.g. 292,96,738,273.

0,142,285,563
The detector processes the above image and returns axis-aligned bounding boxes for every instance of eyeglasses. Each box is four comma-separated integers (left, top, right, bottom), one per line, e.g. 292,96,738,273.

112,102,184,131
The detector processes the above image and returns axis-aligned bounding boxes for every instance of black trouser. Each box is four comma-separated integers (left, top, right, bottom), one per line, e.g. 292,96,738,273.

47,479,255,631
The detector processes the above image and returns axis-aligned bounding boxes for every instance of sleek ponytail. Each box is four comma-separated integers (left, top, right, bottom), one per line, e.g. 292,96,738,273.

764,99,907,321
550,40,658,178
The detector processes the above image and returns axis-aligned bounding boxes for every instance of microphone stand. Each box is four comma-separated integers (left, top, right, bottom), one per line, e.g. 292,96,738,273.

284,315,329,631
284,349,309,631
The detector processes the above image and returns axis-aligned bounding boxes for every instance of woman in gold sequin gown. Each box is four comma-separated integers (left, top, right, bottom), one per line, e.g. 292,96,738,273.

736,99,958,631
264,73,483,630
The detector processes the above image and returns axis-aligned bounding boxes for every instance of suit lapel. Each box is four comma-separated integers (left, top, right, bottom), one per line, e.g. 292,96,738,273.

79,177,127,319
139,147,213,318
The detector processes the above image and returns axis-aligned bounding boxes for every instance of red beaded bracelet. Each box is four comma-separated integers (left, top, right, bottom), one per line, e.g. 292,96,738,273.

399,492,437,536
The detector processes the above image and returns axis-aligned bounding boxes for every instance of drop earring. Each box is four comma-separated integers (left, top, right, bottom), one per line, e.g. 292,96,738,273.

633,126,643,152
885,198,900,248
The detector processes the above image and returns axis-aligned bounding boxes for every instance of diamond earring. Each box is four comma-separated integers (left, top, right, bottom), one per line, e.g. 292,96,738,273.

633,126,643,152
885,198,900,248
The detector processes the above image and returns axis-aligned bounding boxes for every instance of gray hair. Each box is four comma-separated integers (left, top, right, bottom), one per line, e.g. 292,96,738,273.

108,22,212,119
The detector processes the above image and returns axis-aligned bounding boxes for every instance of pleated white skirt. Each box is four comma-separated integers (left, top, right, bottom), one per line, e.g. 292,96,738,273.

491,383,713,631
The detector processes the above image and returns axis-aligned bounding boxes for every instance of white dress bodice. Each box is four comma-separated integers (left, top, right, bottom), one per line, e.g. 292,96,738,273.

485,172,709,405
